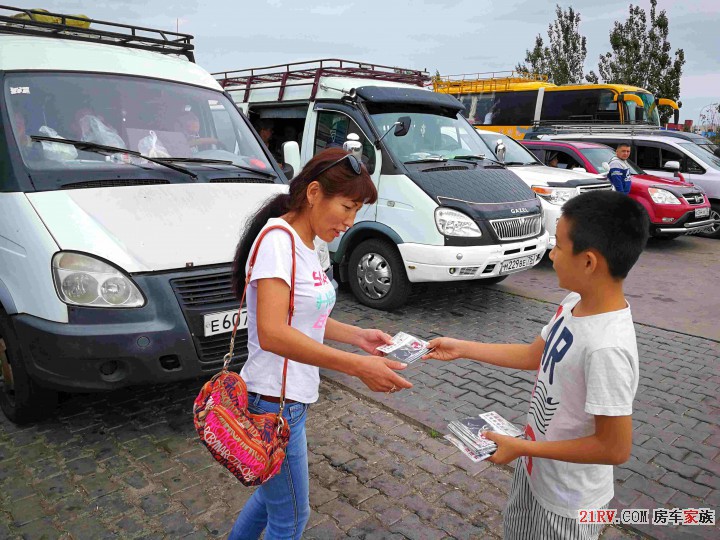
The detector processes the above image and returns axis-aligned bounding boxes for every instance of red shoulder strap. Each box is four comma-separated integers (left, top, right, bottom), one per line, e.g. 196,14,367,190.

223,224,297,411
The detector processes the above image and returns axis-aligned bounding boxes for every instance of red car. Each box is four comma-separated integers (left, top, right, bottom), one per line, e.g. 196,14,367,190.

522,140,712,238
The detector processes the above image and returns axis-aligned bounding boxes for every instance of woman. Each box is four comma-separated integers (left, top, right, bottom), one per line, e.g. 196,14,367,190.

228,148,412,540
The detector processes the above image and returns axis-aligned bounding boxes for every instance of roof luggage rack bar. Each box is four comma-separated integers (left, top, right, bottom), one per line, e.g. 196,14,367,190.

0,5,194,61
434,70,549,93
533,123,663,135
213,59,430,102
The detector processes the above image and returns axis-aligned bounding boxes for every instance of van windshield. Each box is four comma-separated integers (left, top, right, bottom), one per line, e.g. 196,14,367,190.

4,73,271,186
369,109,495,163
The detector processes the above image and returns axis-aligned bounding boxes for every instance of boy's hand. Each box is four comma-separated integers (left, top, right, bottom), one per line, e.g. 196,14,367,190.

483,431,527,465
422,337,464,361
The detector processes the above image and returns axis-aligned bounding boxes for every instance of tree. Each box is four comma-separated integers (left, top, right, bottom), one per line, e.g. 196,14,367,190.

516,5,587,85
588,0,685,123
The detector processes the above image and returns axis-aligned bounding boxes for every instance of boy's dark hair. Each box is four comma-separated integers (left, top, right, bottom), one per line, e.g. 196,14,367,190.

562,191,648,279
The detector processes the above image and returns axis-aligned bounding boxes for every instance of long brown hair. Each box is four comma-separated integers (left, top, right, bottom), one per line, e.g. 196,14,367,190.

232,148,377,297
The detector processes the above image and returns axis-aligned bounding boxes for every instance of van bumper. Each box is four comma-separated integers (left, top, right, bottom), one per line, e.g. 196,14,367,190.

398,232,549,283
11,265,245,392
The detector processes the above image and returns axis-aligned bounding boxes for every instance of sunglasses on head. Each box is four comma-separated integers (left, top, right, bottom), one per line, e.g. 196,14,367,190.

315,153,363,178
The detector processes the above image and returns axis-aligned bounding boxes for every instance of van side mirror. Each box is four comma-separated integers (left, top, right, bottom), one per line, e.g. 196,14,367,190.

664,160,680,171
495,140,506,163
394,116,411,137
282,141,301,180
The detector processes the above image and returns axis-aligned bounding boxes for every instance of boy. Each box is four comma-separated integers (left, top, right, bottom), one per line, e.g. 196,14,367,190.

425,191,649,539
608,143,633,195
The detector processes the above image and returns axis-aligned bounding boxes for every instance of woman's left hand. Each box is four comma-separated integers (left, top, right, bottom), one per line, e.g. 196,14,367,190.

355,328,393,356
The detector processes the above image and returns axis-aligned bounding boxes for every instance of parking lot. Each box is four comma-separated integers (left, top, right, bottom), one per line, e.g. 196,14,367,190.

0,235,717,540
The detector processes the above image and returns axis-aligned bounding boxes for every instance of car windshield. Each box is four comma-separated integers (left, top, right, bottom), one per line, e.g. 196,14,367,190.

627,92,660,126
579,147,643,174
477,132,539,165
369,109,495,163
678,142,720,169
5,72,271,185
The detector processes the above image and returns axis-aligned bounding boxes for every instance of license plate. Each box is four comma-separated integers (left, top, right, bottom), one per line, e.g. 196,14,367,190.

203,309,247,337
500,256,534,274
695,207,710,218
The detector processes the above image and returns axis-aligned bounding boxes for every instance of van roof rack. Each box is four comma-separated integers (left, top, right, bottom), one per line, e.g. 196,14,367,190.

213,59,430,102
533,123,663,135
434,70,549,93
0,5,194,61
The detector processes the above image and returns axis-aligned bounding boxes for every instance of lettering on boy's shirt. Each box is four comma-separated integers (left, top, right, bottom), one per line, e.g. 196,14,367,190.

312,271,329,287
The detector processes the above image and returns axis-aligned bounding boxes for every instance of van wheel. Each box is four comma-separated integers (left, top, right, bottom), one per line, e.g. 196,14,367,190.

697,202,720,239
348,239,411,311
0,309,57,424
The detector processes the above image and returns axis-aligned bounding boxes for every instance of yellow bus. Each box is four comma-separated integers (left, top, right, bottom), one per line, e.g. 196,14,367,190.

433,71,680,139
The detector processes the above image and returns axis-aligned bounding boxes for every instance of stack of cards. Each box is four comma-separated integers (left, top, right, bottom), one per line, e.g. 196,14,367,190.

376,332,432,364
446,411,524,462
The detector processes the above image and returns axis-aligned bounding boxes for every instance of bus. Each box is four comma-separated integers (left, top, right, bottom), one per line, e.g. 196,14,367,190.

433,71,680,139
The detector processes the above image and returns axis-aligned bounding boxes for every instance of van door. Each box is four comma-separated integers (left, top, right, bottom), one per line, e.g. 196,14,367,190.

635,142,695,182
310,106,381,248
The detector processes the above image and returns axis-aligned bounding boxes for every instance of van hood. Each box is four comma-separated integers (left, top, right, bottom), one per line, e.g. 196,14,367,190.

505,165,608,187
26,184,287,273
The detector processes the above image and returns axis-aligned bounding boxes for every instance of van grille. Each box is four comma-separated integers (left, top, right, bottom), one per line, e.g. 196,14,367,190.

170,270,246,370
209,178,276,184
60,179,170,189
490,215,542,241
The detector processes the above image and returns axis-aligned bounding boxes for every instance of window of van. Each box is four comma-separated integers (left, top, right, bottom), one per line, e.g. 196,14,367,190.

541,90,618,122
5,73,271,189
314,111,376,173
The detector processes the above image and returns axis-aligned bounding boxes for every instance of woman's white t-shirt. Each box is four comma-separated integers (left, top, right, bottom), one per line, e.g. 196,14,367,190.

240,218,336,404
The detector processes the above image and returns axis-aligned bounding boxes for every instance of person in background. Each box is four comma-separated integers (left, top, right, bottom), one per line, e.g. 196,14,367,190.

424,191,649,540
608,143,633,195
227,148,412,540
175,111,221,153
546,151,559,168
257,118,274,147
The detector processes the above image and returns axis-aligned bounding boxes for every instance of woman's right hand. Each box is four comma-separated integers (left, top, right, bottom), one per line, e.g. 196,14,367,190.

355,356,413,393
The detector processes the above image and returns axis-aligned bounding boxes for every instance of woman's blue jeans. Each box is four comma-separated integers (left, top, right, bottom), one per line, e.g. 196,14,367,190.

227,394,310,540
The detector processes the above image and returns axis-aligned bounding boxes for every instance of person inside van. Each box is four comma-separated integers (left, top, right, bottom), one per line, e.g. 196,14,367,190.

547,151,560,168
175,111,221,153
11,109,32,150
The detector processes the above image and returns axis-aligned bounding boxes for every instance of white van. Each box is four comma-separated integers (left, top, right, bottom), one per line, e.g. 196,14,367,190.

0,7,300,422
216,60,549,311
475,130,613,248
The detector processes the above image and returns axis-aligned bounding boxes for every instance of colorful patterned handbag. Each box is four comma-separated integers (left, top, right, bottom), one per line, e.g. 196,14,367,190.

193,225,296,486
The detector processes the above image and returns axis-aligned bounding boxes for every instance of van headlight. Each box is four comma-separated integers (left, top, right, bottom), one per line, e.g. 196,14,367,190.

52,252,145,307
434,208,482,237
648,188,681,205
531,186,576,205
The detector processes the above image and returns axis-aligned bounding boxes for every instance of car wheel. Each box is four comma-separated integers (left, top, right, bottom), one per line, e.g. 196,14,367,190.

481,275,509,285
697,202,720,239
0,308,57,424
348,239,411,311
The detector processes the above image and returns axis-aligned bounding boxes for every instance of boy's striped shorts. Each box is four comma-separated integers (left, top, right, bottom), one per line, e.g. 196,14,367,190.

503,464,607,540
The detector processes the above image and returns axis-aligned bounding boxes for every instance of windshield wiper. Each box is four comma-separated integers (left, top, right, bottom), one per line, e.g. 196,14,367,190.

30,136,197,179
404,157,448,164
154,157,277,178
451,154,505,167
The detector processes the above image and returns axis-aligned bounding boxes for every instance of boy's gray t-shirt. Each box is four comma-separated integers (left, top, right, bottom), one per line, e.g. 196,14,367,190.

521,292,639,518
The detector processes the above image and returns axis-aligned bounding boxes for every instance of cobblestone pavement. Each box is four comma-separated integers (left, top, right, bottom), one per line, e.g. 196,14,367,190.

0,378,637,539
328,284,720,540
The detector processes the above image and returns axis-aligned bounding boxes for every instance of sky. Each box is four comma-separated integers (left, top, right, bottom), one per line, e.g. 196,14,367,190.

14,0,720,125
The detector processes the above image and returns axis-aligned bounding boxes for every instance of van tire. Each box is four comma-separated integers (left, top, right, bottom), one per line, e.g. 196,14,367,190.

697,202,720,239
348,239,411,311
0,309,57,424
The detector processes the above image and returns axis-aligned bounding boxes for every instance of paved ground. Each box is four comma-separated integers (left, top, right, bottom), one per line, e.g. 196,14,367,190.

0,379,635,539
496,236,720,341
328,283,719,540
